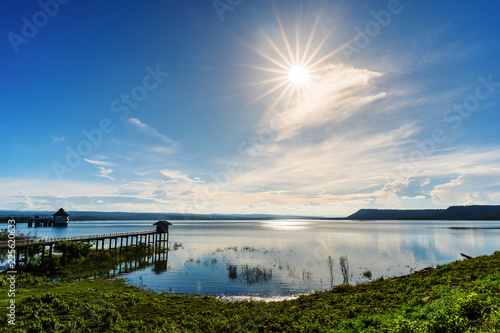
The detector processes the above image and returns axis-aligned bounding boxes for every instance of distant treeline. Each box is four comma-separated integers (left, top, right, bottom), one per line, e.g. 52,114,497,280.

0,210,333,222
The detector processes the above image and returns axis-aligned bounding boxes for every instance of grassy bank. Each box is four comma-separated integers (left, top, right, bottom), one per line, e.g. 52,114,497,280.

1,251,499,332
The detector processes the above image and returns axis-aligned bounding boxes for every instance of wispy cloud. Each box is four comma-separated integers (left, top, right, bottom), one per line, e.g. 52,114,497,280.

84,159,114,167
97,166,116,181
267,64,386,141
50,135,65,143
82,158,118,181
129,118,177,145
127,118,179,155
149,146,178,154
161,169,204,183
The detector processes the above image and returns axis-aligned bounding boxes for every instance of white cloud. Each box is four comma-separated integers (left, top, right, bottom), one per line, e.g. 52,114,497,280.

84,159,114,167
97,167,116,181
378,177,430,200
431,172,500,206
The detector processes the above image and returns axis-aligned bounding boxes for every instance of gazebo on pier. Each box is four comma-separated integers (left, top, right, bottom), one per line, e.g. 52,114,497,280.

153,220,172,242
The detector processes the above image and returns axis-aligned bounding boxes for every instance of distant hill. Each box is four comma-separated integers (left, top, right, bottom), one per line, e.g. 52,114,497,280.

347,205,500,220
346,209,444,220
433,205,500,220
484,209,500,220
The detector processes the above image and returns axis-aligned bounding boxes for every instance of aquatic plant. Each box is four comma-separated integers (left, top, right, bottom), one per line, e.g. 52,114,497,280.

339,255,350,285
242,245,257,252
301,269,312,283
171,242,183,251
327,256,335,288
239,265,272,285
227,264,238,280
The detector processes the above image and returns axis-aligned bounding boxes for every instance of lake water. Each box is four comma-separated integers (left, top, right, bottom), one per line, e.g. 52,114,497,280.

12,219,500,297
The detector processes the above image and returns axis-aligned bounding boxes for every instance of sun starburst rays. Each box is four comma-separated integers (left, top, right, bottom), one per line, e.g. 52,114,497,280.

243,8,341,114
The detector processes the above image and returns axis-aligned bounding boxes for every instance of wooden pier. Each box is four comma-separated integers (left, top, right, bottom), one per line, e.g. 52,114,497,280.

0,227,170,268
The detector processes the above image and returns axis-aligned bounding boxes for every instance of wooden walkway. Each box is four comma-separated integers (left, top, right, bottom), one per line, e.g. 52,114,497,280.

0,229,169,268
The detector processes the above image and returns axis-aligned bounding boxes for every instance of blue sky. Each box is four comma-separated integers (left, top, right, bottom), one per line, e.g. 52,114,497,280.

1,0,500,217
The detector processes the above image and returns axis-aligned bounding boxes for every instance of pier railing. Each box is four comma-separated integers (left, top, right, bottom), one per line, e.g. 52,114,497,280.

0,229,155,247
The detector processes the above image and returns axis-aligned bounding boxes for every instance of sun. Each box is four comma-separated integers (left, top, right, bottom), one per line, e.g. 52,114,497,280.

239,5,349,114
288,65,310,86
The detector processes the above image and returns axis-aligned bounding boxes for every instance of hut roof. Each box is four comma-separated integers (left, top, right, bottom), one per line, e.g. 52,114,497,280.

53,208,69,217
154,220,172,226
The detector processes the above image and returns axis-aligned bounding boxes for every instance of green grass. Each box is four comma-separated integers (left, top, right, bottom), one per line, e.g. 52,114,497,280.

1,251,499,332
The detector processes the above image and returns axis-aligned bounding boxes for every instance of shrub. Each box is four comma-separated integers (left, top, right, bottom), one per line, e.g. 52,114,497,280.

83,303,122,330
356,315,381,330
456,293,483,320
484,306,500,330
55,241,92,263
27,316,62,333
426,308,467,333
332,284,356,294
18,272,47,286
362,270,373,280
388,316,420,333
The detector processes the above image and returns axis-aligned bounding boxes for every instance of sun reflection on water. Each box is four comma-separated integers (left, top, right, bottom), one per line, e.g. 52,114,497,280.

261,220,311,231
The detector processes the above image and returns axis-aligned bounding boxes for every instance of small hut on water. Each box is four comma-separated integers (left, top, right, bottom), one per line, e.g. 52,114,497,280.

53,208,69,227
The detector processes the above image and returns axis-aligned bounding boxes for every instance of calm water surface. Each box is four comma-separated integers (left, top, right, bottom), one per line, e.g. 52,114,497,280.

14,219,500,297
